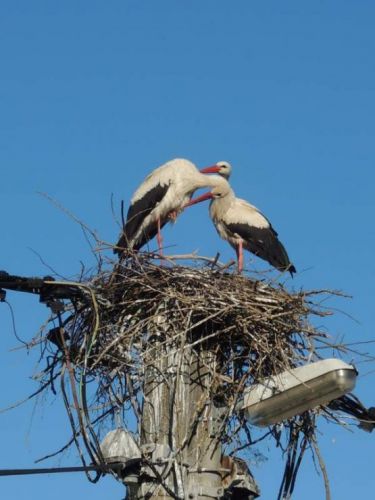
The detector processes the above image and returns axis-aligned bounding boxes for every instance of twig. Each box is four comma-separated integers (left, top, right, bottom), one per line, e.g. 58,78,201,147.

311,435,331,500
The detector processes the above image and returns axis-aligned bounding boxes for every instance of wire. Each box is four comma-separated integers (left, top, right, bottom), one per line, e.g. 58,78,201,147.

0,464,124,477
3,299,28,346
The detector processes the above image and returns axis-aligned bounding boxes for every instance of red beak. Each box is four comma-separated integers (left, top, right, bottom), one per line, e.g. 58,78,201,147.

184,191,213,208
199,165,221,174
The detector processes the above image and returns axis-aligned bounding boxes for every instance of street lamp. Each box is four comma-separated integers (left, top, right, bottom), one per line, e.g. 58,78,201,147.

242,359,357,427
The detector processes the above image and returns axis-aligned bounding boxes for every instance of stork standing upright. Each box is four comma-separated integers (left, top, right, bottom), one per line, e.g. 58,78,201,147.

114,158,232,256
185,176,296,275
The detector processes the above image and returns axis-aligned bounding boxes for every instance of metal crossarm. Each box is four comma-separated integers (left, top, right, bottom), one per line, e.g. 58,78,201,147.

0,271,83,305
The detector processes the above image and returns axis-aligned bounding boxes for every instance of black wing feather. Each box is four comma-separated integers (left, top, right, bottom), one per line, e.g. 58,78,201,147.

115,182,170,254
226,223,296,275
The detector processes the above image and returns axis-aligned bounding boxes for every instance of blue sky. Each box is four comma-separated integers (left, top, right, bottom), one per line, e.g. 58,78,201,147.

0,1,375,498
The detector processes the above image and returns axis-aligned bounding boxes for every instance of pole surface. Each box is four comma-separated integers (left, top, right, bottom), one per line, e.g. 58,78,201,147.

138,330,222,499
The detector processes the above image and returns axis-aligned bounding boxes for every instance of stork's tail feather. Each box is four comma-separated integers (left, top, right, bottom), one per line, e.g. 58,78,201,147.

113,233,133,257
287,263,297,277
267,239,296,277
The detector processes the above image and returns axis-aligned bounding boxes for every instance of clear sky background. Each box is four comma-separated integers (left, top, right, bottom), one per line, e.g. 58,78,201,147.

0,1,374,499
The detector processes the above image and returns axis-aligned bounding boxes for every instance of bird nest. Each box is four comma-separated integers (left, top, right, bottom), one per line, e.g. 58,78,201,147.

25,253,360,498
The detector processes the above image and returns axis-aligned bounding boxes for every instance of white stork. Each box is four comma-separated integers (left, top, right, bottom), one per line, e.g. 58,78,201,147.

185,176,296,275
200,160,232,179
114,158,231,256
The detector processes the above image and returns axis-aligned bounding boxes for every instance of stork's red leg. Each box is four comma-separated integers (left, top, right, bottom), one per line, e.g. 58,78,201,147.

156,217,163,254
237,240,243,273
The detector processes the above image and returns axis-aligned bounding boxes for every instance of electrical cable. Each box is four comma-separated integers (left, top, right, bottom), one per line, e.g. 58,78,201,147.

0,463,124,477
3,299,28,346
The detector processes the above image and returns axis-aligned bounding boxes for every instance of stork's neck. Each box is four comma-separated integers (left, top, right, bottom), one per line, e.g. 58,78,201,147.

208,178,236,219
196,173,232,191
210,189,235,215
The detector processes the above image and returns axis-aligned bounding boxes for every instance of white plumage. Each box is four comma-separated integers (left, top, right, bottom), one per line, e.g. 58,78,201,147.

186,176,296,274
115,158,231,255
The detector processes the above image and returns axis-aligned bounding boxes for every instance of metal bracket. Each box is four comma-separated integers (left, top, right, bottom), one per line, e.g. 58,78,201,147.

47,327,70,350
221,456,260,499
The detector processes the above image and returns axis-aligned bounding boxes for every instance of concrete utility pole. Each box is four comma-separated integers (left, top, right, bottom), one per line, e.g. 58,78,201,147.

100,318,259,499
139,338,223,499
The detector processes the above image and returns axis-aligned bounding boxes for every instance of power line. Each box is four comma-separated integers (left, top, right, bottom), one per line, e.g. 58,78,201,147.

0,464,124,477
